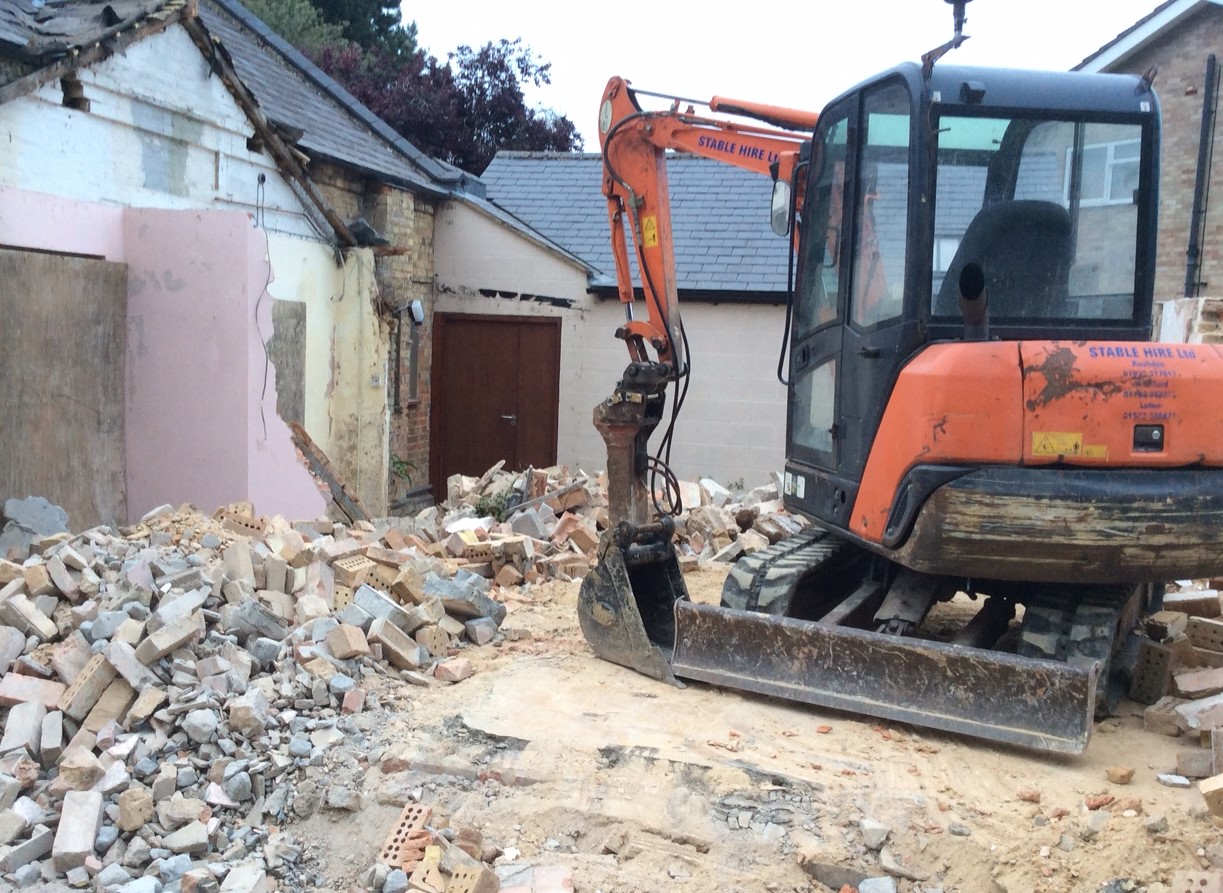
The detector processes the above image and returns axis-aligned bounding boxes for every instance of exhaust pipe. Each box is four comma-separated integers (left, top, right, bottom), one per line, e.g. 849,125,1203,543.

959,261,989,341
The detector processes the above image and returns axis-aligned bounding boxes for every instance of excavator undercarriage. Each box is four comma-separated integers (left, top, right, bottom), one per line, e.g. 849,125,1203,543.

579,519,1151,755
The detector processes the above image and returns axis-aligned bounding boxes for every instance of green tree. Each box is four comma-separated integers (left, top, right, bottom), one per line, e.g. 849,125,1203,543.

243,0,345,51
244,0,582,174
308,0,417,57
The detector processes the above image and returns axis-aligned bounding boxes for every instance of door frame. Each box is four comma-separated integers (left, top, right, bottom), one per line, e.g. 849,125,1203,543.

429,312,562,500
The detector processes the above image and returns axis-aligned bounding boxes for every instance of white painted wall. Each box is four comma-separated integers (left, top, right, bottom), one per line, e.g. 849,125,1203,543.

434,200,788,488
265,234,360,456
0,18,389,519
0,26,317,239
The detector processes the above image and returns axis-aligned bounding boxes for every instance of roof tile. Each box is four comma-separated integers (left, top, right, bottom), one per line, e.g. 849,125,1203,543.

482,152,789,293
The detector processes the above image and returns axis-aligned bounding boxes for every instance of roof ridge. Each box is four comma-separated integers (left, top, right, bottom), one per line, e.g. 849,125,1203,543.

1075,0,1206,71
494,150,602,160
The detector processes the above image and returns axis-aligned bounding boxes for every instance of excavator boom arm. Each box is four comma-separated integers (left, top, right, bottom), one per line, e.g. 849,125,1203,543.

598,76,811,369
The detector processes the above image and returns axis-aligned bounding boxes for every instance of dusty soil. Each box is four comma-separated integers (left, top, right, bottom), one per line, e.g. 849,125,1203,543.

292,567,1223,893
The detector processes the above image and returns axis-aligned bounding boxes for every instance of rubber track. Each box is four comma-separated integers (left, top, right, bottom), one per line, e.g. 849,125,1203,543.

1017,585,1136,662
720,527,843,613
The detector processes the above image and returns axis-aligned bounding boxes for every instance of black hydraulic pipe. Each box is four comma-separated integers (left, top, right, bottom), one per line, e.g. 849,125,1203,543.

1185,54,1218,298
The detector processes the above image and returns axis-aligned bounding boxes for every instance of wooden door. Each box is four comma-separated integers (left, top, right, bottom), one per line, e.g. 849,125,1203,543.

431,314,561,500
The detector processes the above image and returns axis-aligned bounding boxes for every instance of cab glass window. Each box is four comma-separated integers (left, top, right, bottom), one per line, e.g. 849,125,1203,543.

790,358,837,459
931,114,1144,322
793,114,848,336
851,84,910,329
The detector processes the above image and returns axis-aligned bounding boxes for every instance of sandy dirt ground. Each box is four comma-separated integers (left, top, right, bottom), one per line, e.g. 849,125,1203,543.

292,567,1223,893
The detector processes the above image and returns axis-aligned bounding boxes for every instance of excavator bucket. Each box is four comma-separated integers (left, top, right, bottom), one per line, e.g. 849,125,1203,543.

578,527,1101,754
578,525,683,685
670,602,1098,754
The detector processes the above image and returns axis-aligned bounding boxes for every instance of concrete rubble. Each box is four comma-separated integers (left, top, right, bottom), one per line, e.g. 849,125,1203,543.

0,466,807,892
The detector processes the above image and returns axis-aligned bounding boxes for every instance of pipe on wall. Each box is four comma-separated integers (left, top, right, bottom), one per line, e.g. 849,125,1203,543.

1185,54,1218,298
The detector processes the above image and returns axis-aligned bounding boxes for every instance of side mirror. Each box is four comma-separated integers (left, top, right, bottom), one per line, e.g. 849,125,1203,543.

770,179,791,237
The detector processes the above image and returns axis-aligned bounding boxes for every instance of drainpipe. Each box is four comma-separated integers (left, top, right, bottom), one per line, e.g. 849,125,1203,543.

1185,54,1218,297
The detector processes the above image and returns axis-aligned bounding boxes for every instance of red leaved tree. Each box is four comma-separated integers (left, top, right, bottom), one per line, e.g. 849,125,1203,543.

311,37,581,174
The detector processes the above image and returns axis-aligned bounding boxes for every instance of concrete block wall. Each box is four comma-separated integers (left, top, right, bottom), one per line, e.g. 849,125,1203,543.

1103,4,1223,300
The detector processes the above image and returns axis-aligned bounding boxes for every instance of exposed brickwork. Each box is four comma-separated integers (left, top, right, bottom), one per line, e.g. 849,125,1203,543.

1155,295,1223,343
313,162,437,507
1104,6,1223,300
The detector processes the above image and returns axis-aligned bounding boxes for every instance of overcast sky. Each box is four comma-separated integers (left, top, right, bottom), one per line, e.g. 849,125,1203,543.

404,0,1166,148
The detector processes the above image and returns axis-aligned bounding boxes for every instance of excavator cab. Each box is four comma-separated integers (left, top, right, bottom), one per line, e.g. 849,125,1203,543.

579,58,1223,754
784,63,1160,543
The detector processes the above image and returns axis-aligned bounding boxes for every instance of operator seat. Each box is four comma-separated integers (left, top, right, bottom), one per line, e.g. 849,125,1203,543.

935,200,1073,320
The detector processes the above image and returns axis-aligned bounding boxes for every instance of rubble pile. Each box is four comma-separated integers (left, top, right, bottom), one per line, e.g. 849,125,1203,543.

1133,583,1223,810
0,492,522,892
444,461,808,573
0,468,809,892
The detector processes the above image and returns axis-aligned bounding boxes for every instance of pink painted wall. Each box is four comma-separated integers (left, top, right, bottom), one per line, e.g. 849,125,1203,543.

244,235,328,521
0,186,327,522
122,209,251,513
0,185,124,259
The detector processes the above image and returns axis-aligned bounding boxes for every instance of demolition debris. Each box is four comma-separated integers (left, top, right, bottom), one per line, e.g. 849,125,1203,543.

0,467,805,892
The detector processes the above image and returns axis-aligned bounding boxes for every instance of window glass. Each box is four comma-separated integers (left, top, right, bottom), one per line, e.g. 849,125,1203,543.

931,115,1143,322
793,115,848,336
851,84,910,329
790,359,837,456
1066,137,1142,206
1079,146,1108,202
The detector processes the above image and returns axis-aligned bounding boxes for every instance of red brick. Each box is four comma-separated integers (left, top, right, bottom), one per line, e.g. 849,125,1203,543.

341,688,366,715
21,562,54,599
57,654,116,722
434,658,472,683
0,559,22,585
1200,773,1223,817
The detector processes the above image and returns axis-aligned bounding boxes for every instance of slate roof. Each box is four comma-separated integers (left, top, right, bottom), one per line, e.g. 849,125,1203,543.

0,0,184,85
0,0,586,258
0,0,472,197
480,151,790,295
199,0,457,195
0,0,171,65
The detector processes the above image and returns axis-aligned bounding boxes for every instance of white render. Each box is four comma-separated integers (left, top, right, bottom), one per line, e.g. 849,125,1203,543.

434,199,787,488
0,26,317,239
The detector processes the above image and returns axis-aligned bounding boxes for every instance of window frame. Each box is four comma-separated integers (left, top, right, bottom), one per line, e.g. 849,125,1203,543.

1063,137,1142,208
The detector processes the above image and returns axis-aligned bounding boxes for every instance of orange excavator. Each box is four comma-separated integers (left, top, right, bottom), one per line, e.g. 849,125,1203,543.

577,1,1223,754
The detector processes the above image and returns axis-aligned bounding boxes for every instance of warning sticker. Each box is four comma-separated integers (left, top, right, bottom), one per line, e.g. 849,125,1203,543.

642,216,658,248
1032,432,1082,456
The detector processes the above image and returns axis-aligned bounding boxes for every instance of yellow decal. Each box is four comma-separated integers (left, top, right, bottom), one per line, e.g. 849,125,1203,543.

642,216,658,248
1032,432,1082,456
1082,444,1109,459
